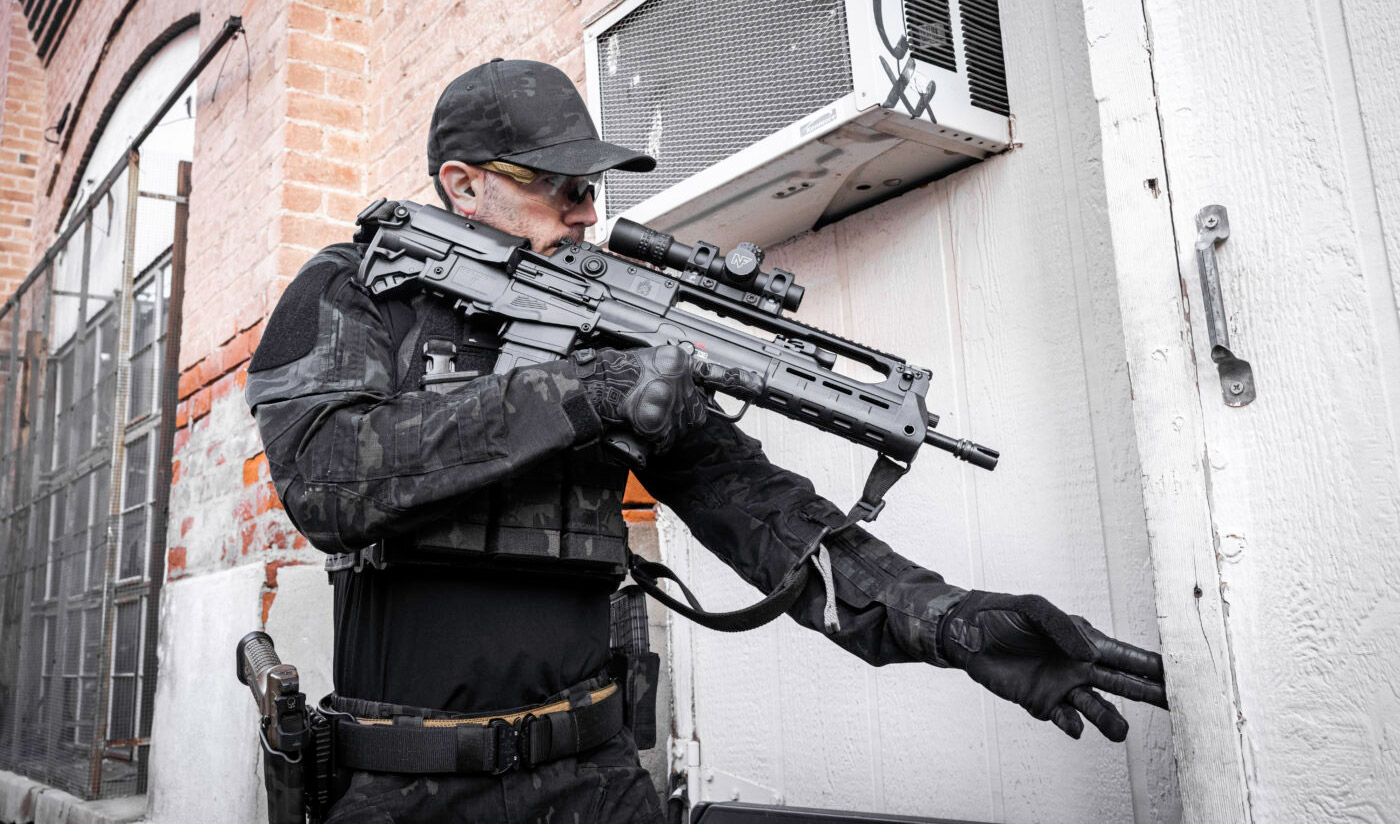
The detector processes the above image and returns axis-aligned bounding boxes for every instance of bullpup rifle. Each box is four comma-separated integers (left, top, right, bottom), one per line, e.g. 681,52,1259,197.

352,199,999,632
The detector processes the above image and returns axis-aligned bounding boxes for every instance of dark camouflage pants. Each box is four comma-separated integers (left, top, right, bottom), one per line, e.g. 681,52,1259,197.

323,725,663,824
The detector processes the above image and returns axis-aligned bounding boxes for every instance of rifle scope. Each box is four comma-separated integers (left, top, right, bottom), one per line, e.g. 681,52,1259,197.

609,219,805,313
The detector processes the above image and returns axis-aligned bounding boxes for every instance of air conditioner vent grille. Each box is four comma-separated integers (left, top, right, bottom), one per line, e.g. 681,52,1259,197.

902,0,957,71
596,0,854,216
960,0,1010,116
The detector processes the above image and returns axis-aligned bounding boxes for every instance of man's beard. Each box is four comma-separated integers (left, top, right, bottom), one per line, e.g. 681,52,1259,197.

550,230,585,250
474,175,583,254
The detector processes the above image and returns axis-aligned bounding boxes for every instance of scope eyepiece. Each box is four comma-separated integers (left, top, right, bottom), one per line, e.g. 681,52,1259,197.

609,219,676,269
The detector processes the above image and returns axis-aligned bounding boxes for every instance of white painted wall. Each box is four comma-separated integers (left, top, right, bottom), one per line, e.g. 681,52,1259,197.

1079,0,1400,820
657,0,1178,820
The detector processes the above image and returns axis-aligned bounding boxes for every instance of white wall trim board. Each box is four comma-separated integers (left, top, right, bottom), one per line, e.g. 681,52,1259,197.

1076,0,1253,819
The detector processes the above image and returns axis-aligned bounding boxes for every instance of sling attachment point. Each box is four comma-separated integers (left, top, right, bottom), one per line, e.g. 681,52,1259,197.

627,453,911,635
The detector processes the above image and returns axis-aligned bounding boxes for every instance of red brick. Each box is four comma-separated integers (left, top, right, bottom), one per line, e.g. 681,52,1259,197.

283,182,323,214
261,591,276,624
288,92,362,130
265,558,308,588
288,33,366,75
177,365,201,400
622,509,656,523
623,473,655,506
167,546,187,579
171,458,182,484
180,517,195,537
192,387,211,422
197,357,222,390
236,293,267,333
212,371,237,401
331,16,369,46
289,2,328,33
325,132,366,165
256,480,284,514
284,152,361,189
281,214,351,249
244,452,268,486
304,0,370,15
227,321,262,365
286,122,324,154
327,72,367,105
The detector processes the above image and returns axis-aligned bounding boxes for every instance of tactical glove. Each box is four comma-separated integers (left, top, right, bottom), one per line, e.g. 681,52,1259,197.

937,590,1168,742
573,345,707,456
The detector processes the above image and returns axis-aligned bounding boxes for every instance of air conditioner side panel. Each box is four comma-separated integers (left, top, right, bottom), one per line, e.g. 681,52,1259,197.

850,0,1010,148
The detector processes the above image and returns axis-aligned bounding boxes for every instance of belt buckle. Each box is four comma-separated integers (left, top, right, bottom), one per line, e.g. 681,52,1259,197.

489,714,538,774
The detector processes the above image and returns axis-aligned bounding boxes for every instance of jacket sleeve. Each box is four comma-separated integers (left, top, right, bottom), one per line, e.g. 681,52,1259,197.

244,248,602,553
635,415,966,667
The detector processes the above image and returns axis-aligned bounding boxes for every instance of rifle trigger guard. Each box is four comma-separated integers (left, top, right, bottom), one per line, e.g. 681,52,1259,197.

705,395,751,423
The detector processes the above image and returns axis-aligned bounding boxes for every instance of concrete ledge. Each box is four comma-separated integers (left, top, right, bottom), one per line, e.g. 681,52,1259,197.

0,770,145,824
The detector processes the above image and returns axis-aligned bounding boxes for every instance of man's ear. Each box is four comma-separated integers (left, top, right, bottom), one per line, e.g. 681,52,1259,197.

438,161,484,216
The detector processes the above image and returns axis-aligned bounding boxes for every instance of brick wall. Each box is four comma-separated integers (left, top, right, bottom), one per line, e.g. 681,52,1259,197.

169,0,653,606
171,0,372,601
14,0,648,615
0,0,44,295
365,0,601,214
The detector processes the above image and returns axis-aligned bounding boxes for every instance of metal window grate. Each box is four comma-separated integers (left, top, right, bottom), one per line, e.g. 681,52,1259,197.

596,0,855,216
0,153,187,800
960,0,1010,116
903,0,957,71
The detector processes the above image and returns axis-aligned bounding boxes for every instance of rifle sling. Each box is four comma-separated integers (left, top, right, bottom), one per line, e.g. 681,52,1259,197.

627,454,910,634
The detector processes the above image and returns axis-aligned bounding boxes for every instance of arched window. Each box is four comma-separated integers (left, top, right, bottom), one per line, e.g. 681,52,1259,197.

0,22,197,800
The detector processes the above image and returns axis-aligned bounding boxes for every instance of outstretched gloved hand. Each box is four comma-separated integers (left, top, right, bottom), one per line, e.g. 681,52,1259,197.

938,590,1168,741
573,345,707,455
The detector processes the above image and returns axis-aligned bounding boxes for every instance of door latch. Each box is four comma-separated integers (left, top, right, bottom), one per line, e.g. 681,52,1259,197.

1194,205,1255,407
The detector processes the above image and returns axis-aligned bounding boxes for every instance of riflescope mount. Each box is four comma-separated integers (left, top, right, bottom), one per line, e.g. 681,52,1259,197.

608,219,804,318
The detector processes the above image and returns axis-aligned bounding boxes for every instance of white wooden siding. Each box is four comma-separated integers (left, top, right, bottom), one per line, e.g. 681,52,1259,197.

1123,0,1400,820
657,0,1179,819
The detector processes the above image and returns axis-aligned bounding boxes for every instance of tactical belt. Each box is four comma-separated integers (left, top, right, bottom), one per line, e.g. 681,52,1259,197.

327,683,622,774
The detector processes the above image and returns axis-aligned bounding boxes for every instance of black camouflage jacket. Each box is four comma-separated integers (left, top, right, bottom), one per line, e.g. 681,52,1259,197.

243,243,967,668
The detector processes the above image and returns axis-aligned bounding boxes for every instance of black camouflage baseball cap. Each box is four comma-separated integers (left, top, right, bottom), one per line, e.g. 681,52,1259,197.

427,58,655,178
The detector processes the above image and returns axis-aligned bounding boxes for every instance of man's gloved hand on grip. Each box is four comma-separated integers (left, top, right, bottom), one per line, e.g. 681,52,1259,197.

573,345,707,453
937,590,1169,742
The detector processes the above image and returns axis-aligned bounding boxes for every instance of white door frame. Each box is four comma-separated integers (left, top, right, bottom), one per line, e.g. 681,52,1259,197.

1078,0,1252,820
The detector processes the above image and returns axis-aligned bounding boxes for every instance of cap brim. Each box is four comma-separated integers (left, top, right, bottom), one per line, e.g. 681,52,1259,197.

499,137,656,176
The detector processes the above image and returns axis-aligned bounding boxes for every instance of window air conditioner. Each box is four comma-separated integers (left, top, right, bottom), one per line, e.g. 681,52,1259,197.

584,0,1012,250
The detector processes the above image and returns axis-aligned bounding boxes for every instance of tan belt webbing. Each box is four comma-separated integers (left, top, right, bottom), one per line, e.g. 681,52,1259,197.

353,682,618,728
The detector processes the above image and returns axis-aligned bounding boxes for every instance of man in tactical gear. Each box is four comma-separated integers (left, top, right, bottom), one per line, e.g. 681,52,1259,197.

244,58,1169,823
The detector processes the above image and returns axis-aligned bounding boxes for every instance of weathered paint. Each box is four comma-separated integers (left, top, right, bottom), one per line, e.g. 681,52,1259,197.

1129,0,1400,819
1077,0,1251,817
143,565,265,824
657,0,1177,819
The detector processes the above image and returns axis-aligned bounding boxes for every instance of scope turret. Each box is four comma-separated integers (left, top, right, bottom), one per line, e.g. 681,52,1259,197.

608,218,803,314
